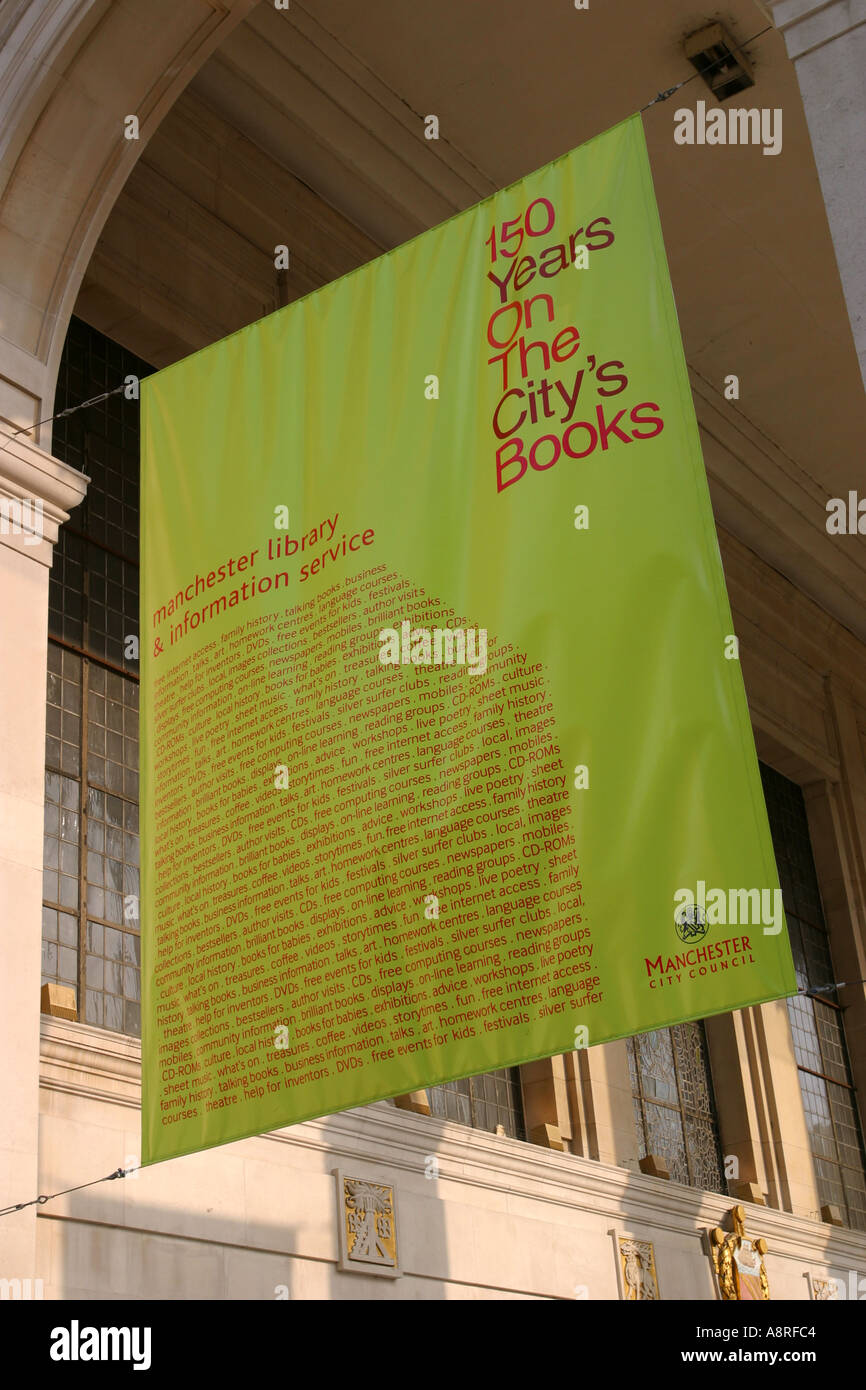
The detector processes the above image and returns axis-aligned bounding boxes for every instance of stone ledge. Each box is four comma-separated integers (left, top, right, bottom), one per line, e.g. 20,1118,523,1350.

0,431,87,560
39,1016,866,1262
765,0,866,60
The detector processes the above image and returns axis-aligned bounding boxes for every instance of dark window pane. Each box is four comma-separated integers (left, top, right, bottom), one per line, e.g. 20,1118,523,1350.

761,762,866,1231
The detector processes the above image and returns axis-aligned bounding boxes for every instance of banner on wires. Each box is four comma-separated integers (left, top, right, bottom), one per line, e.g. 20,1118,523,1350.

140,113,796,1165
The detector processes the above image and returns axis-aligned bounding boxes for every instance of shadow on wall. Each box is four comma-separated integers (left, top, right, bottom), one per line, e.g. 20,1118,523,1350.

49,1102,453,1301
44,1090,859,1301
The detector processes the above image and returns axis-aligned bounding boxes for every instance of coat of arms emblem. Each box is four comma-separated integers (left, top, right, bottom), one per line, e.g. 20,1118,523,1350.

334,1171,400,1277
710,1205,770,1300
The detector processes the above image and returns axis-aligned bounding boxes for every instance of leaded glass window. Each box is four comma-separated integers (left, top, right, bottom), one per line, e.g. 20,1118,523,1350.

628,1021,726,1192
427,1069,525,1139
41,318,149,1037
761,762,866,1230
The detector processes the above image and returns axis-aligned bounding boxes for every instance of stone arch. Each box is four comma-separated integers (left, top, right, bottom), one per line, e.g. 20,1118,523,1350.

0,0,258,443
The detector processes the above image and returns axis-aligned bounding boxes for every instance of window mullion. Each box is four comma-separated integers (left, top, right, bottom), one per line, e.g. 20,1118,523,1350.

668,1028,694,1186
77,658,90,1019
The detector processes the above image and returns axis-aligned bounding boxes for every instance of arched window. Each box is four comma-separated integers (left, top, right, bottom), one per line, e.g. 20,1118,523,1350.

42,318,147,1036
627,1020,726,1191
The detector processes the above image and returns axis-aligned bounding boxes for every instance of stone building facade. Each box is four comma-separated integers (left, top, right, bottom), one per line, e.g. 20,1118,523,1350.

1,0,865,1298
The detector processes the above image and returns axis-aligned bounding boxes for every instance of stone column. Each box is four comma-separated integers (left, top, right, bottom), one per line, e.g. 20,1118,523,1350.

0,433,86,1278
767,0,866,387
706,1001,821,1218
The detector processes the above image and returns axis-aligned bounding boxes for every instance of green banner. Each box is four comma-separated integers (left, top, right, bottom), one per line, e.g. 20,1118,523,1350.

141,113,796,1165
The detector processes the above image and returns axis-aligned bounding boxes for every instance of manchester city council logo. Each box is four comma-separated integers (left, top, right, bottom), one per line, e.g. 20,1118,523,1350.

675,902,708,944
